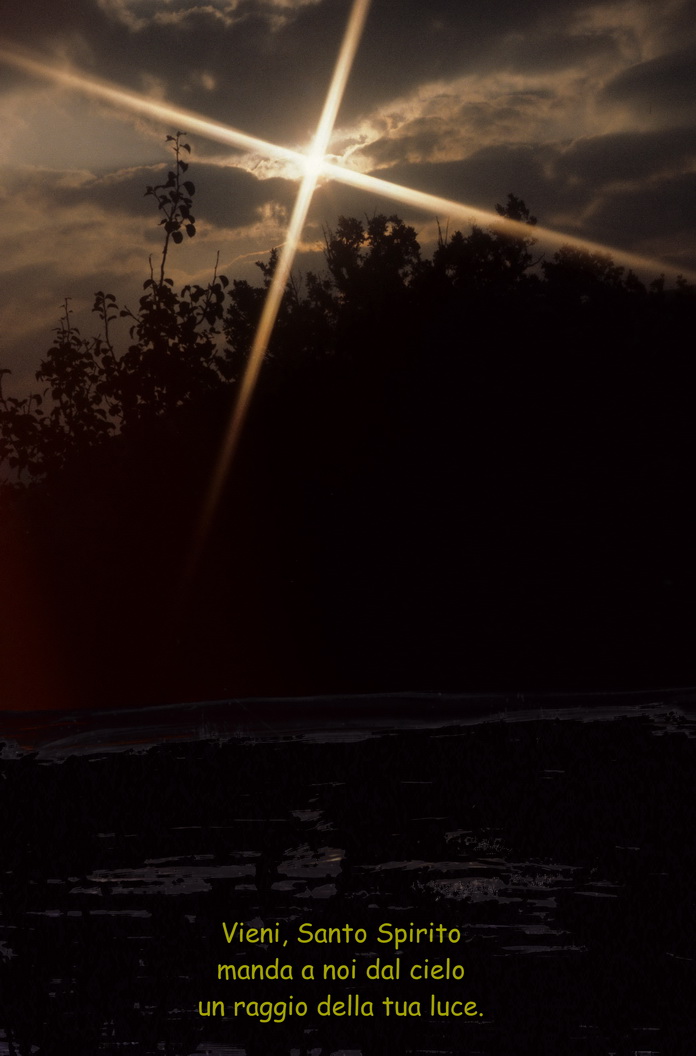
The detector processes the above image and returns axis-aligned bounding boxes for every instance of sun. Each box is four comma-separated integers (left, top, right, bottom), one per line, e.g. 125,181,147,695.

3,0,695,575
303,137,327,182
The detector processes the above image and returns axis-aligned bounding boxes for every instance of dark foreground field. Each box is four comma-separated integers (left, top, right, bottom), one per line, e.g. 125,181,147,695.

0,692,694,1055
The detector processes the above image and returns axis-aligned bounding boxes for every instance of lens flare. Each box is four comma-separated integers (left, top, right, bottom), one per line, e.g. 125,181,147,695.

2,40,692,284
0,43,300,168
190,0,372,566
2,27,695,568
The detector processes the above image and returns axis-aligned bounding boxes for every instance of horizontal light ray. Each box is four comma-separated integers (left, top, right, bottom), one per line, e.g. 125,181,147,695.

3,42,693,283
322,162,696,283
190,0,371,566
0,43,300,167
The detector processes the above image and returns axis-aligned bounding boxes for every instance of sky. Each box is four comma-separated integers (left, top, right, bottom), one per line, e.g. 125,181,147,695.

1,0,696,391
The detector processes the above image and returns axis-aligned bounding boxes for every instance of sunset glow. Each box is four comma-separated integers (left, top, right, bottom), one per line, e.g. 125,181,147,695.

2,16,695,564
1,0,695,718
0,43,301,169
1,40,693,289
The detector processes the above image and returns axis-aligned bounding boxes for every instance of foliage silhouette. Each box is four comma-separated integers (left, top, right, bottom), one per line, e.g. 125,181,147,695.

0,145,693,482
0,133,232,478
0,144,694,1056
0,137,695,712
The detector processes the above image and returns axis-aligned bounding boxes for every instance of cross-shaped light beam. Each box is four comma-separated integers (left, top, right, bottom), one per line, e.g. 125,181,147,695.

195,0,372,550
1,41,691,286
2,32,695,559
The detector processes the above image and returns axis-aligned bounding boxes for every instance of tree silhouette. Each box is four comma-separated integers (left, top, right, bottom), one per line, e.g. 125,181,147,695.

2,142,693,483
0,133,232,478
0,134,694,711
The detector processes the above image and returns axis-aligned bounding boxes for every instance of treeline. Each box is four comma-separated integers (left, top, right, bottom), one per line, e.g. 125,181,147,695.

1,133,694,481
0,136,694,709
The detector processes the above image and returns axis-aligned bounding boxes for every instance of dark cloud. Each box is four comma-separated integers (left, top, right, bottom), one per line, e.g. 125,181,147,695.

2,0,107,41
652,0,696,51
183,164,297,227
1,0,635,146
555,127,696,186
2,165,157,217
358,136,696,273
2,0,696,388
585,171,696,257
335,0,565,122
601,44,696,121
496,29,622,74
2,0,351,147
377,145,558,220
27,161,299,230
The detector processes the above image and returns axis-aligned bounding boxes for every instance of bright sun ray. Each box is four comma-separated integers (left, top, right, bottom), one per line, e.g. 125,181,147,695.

0,43,302,169
194,0,372,561
2,39,692,287
2,30,696,569
321,162,696,283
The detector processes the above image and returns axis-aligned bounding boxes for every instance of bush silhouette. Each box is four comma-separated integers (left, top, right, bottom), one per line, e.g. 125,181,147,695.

0,134,694,709
1,134,693,485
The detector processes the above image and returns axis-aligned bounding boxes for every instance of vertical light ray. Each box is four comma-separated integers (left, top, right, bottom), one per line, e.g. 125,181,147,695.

192,0,372,559
2,43,692,282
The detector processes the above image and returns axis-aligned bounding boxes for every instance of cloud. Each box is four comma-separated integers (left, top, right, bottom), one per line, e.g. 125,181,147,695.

8,158,298,230
96,0,326,32
601,44,696,123
3,0,694,156
372,147,556,222
1,0,344,147
581,170,696,269
554,126,696,187
0,147,315,388
340,72,595,173
1,0,695,389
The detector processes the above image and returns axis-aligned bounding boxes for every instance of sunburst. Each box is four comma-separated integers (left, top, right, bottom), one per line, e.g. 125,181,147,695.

2,42,688,284
1,28,693,565
194,0,372,558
